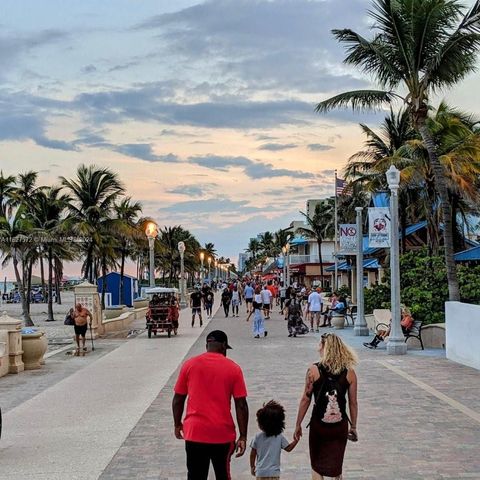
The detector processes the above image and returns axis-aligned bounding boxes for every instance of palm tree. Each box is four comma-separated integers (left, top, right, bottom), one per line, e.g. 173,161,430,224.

114,198,143,304
316,0,480,300
297,199,335,288
204,242,217,259
259,232,275,259
0,207,35,325
0,171,16,218
61,165,124,283
28,187,71,321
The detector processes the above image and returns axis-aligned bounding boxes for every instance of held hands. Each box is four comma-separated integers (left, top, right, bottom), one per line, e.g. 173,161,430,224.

235,436,246,457
174,423,184,440
293,424,302,442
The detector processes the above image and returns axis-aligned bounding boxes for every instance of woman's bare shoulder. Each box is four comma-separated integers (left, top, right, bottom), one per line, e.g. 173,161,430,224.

346,368,357,382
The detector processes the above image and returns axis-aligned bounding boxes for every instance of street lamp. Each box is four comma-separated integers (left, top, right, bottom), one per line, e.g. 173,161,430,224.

214,259,218,284
200,252,205,285
145,222,158,287
282,246,287,286
207,257,212,284
178,241,187,307
354,207,369,336
386,165,407,355
284,243,291,286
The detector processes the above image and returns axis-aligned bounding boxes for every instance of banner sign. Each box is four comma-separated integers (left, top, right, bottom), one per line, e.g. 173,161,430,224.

368,207,391,248
339,224,357,254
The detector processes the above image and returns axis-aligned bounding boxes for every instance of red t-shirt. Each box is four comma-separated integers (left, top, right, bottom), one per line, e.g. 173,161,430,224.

174,352,248,443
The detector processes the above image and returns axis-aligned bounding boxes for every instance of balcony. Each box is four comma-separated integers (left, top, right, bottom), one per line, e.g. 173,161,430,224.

289,254,334,265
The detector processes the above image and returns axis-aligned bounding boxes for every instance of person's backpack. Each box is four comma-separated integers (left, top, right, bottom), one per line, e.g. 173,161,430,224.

312,364,348,424
64,312,75,326
206,293,213,303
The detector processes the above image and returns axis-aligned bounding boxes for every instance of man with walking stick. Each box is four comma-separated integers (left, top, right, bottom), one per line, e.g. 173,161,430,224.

73,303,93,354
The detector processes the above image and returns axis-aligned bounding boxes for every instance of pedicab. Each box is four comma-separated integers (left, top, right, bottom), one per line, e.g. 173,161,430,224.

144,287,180,338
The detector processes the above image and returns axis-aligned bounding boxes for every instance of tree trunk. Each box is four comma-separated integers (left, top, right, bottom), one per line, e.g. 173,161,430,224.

120,246,126,305
47,247,54,321
101,257,107,309
26,258,33,314
13,250,33,326
317,239,324,288
417,121,460,301
55,258,62,305
40,255,46,302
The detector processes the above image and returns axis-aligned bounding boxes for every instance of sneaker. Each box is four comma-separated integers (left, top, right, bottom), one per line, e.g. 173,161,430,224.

288,333,292,337
254,335,260,338
310,328,314,333
315,328,319,333
264,331,268,337
293,333,297,337
363,342,374,349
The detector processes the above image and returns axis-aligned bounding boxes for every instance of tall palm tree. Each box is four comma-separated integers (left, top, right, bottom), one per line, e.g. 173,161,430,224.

61,165,124,283
203,242,217,259
0,171,16,218
259,231,275,258
316,0,480,300
297,199,335,288
28,186,71,320
114,198,143,304
0,207,35,325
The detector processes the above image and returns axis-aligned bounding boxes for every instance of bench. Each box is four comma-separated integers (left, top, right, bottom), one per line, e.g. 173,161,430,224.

376,319,424,350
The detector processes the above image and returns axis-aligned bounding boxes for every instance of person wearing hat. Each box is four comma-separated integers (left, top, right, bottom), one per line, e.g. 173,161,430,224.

172,330,249,479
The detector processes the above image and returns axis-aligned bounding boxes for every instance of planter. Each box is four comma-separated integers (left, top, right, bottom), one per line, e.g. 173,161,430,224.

331,313,345,330
21,329,48,370
133,298,148,309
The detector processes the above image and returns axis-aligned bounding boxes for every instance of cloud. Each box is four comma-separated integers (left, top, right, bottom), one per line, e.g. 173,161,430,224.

110,144,180,163
307,143,334,152
159,197,260,215
81,64,97,74
166,183,217,197
259,143,297,151
188,154,312,179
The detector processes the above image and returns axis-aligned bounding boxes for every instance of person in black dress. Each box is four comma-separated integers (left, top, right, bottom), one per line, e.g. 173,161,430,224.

294,333,358,479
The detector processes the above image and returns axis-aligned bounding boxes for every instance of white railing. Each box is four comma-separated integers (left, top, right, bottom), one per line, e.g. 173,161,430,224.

289,254,335,265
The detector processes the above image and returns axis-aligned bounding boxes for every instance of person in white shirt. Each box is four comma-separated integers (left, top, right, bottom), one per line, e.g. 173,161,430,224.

307,287,323,333
260,285,273,319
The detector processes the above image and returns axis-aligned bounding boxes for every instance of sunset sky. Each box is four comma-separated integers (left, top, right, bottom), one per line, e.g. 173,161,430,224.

1,0,480,276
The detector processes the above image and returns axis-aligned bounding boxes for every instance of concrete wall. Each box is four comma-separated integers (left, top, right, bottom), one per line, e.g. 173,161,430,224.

98,307,148,336
0,330,8,378
446,301,480,371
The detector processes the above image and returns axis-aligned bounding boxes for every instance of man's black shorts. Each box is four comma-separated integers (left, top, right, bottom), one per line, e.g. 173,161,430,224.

74,324,88,337
192,307,202,315
245,298,253,304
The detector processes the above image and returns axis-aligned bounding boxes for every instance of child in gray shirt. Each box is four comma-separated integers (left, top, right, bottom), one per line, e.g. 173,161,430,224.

250,400,299,479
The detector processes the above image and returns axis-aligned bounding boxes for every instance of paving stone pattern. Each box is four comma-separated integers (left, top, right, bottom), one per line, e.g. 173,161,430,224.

100,305,480,480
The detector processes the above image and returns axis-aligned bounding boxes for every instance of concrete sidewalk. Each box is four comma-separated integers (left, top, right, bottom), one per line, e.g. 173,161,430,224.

0,303,217,480
100,305,480,480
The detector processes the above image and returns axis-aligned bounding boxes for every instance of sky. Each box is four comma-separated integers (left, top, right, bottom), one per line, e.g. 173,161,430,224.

1,0,480,277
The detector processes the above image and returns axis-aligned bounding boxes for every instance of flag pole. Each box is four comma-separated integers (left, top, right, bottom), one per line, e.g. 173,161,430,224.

334,170,339,291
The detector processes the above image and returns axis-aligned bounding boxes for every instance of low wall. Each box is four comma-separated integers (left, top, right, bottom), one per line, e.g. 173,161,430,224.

0,330,8,378
421,323,445,349
99,307,148,336
446,301,480,370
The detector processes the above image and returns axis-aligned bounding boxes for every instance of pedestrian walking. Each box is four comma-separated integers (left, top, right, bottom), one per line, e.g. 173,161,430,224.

249,400,299,479
244,283,254,313
205,287,214,319
73,303,92,353
246,287,267,338
294,333,358,480
308,288,323,333
231,287,240,317
190,286,203,327
260,285,272,320
279,283,286,312
221,287,232,317
172,330,249,480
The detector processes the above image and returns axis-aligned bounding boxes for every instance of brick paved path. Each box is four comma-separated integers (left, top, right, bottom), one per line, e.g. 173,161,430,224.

100,305,480,480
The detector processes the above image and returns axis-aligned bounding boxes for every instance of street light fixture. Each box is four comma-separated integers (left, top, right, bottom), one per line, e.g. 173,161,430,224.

354,207,369,336
284,243,291,286
207,257,212,284
200,251,205,285
386,165,407,355
145,222,158,287
178,241,187,307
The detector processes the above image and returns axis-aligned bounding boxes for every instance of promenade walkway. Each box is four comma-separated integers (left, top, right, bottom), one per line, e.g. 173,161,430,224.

1,301,480,479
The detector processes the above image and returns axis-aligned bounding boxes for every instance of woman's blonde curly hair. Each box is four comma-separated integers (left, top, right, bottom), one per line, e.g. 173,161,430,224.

320,333,358,375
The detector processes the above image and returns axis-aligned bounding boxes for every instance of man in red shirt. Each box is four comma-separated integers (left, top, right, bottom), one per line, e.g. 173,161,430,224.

172,330,249,479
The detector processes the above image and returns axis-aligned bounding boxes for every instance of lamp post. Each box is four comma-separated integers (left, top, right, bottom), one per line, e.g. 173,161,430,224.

178,241,187,308
386,165,407,355
284,243,290,286
354,207,369,336
282,246,287,286
145,222,158,287
207,257,212,285
200,252,205,286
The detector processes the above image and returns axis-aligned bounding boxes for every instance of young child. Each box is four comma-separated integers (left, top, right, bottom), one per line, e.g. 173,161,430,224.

250,400,299,479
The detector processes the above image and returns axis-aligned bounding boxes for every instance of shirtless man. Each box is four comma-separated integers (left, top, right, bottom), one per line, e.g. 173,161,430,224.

73,303,92,352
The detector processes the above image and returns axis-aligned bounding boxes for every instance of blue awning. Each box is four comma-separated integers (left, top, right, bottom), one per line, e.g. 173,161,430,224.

455,245,480,262
372,192,390,208
325,258,381,272
289,236,308,246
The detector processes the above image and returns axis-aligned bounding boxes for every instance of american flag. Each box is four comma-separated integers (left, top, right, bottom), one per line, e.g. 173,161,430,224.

336,177,346,196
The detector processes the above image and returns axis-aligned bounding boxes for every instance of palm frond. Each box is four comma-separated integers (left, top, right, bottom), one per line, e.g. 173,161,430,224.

316,90,395,113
